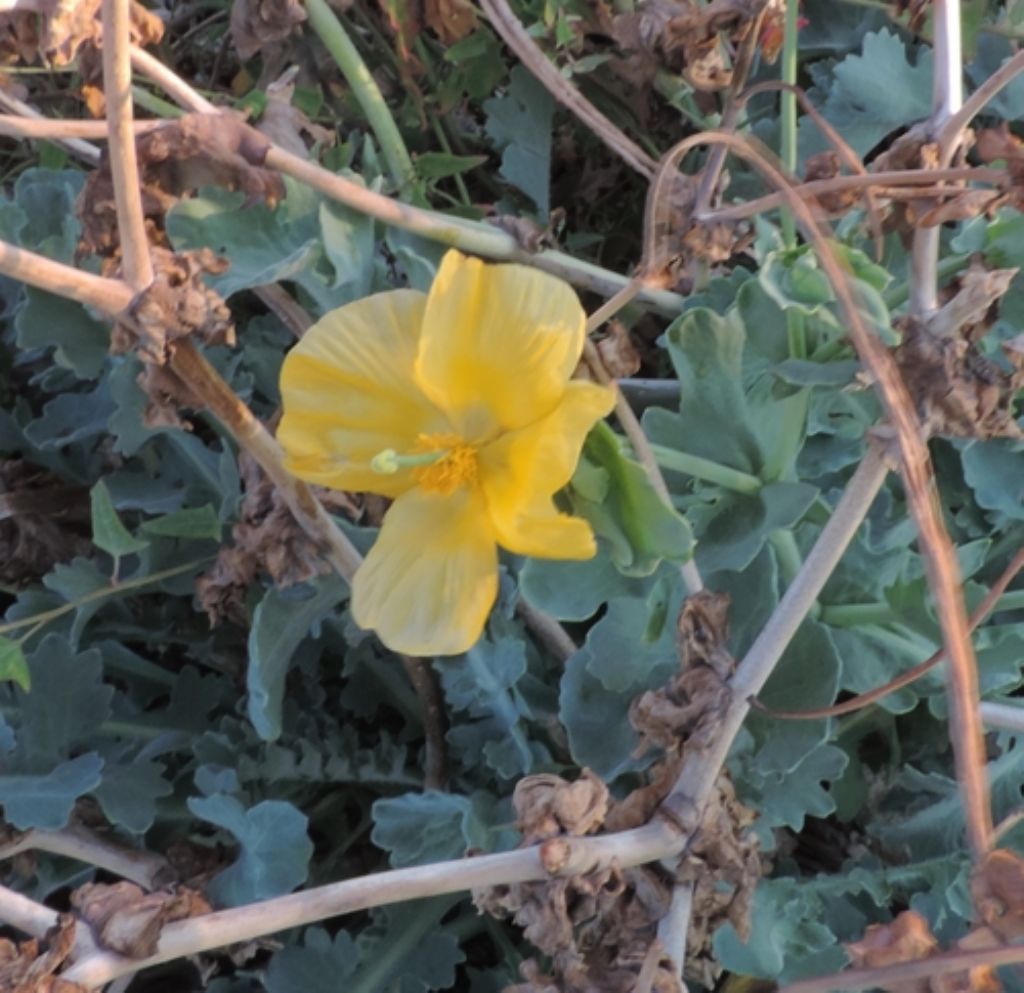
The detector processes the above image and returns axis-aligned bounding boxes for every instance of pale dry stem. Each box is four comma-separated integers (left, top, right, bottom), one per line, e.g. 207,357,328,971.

781,942,1024,993
101,0,153,290
0,827,171,890
0,883,59,940
910,0,963,314
699,166,1004,225
938,48,1024,166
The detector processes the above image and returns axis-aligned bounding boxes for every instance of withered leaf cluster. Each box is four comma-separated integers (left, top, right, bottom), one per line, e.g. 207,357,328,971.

71,881,211,960
475,592,761,992
230,0,308,61
197,450,359,626
0,915,83,993
610,0,771,94
77,113,283,400
0,0,162,69
476,770,684,993
896,264,1024,441
844,849,1024,993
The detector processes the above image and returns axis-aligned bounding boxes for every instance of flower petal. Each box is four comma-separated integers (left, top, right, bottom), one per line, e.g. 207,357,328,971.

351,487,499,656
278,289,449,497
415,250,586,438
479,380,615,559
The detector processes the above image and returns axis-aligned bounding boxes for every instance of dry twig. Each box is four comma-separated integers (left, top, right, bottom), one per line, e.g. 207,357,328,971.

479,0,657,179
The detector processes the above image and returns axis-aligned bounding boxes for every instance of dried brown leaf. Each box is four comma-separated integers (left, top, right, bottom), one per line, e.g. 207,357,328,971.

846,911,938,993
631,591,735,758
596,321,642,378
915,189,1003,227
662,0,768,91
972,849,1024,943
0,0,162,69
230,0,307,61
487,208,565,253
197,450,359,626
803,151,862,214
0,914,84,993
126,247,235,363
71,881,211,959
514,770,609,844
896,276,1024,441
424,0,478,43
258,70,335,158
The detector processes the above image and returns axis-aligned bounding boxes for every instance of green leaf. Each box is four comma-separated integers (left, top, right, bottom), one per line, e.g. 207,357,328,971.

759,246,897,345
168,179,371,313
714,877,849,980
873,734,1024,859
518,547,650,621
414,152,488,180
43,557,116,647
25,381,115,449
483,65,553,213
12,168,84,258
798,28,933,162
90,480,149,559
19,635,113,769
187,795,313,906
960,439,1024,521
247,575,348,741
692,482,818,575
744,620,843,774
352,900,465,993
264,929,360,993
560,581,681,780
140,504,222,540
0,637,29,691
646,307,764,475
568,422,693,576
371,790,507,866
93,760,173,834
318,199,375,302
0,753,104,830
760,249,835,313
438,637,538,779
16,288,110,379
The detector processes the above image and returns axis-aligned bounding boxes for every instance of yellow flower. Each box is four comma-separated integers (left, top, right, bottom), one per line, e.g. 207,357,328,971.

278,250,616,656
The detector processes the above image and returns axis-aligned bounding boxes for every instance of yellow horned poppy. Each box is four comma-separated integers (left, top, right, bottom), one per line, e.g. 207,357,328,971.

278,250,615,656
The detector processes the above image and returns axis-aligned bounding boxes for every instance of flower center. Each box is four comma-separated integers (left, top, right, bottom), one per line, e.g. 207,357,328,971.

411,433,478,495
369,434,479,496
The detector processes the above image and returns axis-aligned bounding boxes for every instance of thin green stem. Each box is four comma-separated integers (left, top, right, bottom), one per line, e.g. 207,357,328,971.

130,85,184,118
0,558,212,637
644,443,763,495
779,0,800,248
819,601,894,627
304,0,418,192
428,115,472,206
786,308,807,359
822,589,1024,628
769,529,806,586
